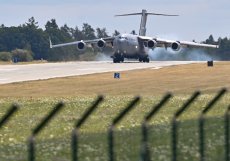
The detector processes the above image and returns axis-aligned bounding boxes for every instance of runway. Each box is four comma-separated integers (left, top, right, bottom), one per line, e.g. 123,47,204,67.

0,61,196,84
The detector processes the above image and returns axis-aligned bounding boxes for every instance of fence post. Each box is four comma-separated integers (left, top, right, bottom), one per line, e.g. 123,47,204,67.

28,102,64,161
140,93,172,161
71,96,104,161
199,88,227,161
108,96,140,161
0,104,19,129
171,91,200,161
225,105,230,161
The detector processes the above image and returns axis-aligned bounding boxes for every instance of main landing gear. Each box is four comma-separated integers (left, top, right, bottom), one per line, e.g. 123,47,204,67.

139,56,150,63
113,54,124,63
112,54,150,63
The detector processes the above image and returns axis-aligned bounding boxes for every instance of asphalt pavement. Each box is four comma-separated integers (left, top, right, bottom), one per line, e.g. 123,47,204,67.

0,61,196,84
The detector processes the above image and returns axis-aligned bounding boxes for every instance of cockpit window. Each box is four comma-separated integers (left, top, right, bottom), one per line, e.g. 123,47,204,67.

120,37,128,40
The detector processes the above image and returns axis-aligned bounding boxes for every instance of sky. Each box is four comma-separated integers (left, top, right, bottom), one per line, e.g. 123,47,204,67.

0,0,229,41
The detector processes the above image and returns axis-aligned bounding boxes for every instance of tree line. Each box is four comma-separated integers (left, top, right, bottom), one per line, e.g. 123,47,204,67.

0,17,229,62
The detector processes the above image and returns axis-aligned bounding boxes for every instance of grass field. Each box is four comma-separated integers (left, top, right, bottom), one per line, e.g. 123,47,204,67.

0,62,229,161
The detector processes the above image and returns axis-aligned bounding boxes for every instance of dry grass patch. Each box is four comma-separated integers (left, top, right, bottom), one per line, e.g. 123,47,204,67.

0,62,229,98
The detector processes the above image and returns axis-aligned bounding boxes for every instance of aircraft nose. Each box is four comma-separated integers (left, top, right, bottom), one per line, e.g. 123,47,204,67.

117,39,126,52
118,39,125,44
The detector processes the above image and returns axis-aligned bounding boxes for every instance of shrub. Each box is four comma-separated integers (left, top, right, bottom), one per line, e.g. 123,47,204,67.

0,52,12,61
11,49,33,62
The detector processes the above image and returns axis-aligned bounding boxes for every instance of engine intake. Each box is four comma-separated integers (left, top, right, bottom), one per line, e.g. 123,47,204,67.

147,40,157,48
171,42,181,51
97,39,106,48
77,41,86,51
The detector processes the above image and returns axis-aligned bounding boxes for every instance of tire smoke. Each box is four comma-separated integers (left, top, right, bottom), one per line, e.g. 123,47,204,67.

148,48,216,61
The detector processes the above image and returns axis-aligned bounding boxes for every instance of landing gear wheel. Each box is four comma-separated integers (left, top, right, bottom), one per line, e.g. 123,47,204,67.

113,57,122,63
142,57,150,63
139,58,143,62
113,58,119,63
113,58,116,63
121,57,124,62
113,54,124,63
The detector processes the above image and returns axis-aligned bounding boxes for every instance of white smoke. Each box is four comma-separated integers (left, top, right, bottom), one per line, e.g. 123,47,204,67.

148,33,216,61
185,49,213,61
95,52,111,61
149,48,214,61
149,48,181,60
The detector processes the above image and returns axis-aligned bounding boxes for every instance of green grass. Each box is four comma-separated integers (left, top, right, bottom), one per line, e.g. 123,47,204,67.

0,94,229,161
0,62,230,160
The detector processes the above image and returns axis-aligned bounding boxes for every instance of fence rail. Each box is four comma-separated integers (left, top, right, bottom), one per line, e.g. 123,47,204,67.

0,88,229,161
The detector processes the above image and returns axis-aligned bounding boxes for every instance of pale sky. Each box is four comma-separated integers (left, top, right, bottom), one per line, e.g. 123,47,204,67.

0,0,229,41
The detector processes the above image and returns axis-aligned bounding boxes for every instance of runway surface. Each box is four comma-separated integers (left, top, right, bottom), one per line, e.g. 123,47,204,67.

0,61,196,84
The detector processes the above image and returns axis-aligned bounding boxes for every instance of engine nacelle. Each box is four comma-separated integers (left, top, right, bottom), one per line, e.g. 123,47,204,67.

77,41,86,51
171,42,181,51
97,39,106,48
147,40,157,48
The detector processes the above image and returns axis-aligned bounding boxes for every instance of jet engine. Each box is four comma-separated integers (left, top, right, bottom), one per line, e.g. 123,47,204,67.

171,41,181,51
147,40,157,48
77,41,86,51
97,39,106,48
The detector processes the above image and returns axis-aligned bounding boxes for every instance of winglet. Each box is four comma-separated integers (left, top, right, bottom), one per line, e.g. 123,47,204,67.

49,37,53,48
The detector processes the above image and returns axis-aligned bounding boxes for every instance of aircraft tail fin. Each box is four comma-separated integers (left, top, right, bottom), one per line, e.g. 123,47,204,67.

115,9,178,36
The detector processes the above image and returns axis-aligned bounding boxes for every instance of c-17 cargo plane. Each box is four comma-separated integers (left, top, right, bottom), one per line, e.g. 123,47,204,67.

50,9,218,63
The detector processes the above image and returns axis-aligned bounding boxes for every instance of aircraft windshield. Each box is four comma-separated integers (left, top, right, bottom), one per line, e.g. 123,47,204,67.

119,36,128,40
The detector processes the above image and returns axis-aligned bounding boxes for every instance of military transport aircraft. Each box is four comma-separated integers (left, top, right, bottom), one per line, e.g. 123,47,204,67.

50,9,218,63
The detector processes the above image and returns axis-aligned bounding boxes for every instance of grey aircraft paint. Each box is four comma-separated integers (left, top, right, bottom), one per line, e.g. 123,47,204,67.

113,34,142,58
50,9,218,63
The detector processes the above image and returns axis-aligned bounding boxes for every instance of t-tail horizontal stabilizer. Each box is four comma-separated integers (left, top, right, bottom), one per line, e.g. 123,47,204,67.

115,9,179,36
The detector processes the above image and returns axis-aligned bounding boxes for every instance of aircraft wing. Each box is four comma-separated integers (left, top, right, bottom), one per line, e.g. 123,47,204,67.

49,37,115,48
138,36,219,49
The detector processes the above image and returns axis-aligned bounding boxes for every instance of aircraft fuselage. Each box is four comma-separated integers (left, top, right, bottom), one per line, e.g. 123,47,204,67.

112,33,148,62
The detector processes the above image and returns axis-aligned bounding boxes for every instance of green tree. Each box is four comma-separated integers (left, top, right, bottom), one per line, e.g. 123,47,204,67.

96,27,108,38
45,20,79,61
82,23,96,40
23,17,49,60
26,17,39,29
45,19,59,31
218,37,230,60
60,24,72,38
71,26,84,41
205,35,215,44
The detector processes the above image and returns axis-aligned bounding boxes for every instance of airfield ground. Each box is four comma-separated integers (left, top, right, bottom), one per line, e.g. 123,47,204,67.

0,61,193,84
0,62,229,97
0,62,229,161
